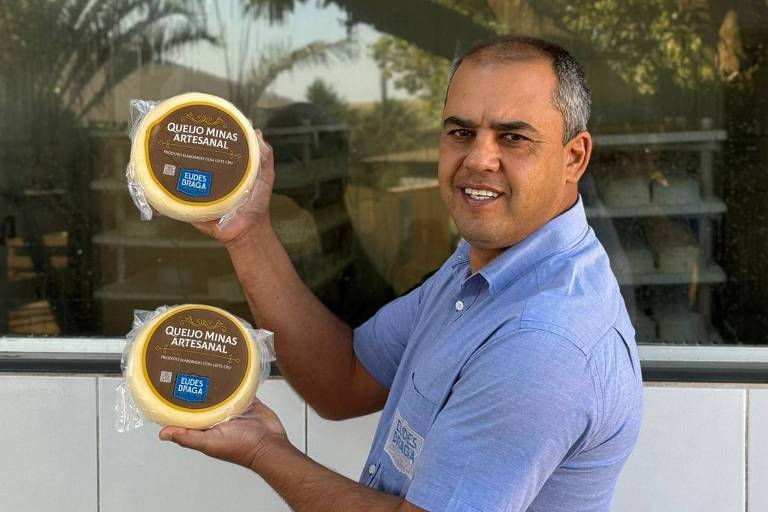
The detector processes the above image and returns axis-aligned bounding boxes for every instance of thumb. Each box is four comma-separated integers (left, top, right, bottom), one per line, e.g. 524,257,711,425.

160,427,208,451
191,220,218,237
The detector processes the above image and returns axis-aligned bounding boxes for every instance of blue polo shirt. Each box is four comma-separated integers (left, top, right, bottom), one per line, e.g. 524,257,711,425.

353,196,643,511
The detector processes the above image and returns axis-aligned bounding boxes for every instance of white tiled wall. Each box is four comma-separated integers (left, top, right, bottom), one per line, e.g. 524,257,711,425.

306,407,381,480
613,386,746,512
97,377,304,512
0,376,98,512
0,377,761,512
748,389,768,510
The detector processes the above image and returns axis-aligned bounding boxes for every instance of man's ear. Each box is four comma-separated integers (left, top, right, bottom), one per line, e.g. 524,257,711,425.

564,131,592,184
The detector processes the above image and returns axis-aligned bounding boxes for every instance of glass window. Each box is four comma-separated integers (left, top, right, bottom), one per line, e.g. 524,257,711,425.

2,0,767,355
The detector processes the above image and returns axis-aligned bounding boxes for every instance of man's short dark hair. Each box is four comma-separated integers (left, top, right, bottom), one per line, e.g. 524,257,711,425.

448,35,591,144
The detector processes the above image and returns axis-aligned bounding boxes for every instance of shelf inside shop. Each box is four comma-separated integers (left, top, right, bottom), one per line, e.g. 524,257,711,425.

593,129,727,147
92,231,221,249
92,203,348,250
615,264,726,286
585,196,727,219
94,282,243,303
94,255,354,301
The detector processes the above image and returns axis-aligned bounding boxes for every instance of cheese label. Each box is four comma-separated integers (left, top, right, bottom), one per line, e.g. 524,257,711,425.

145,103,250,205
143,306,251,411
177,168,213,197
173,373,209,402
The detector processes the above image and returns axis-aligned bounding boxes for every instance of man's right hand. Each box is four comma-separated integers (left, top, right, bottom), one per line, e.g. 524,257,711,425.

192,129,276,249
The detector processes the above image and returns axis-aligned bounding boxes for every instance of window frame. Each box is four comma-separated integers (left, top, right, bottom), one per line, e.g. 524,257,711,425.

2,337,768,382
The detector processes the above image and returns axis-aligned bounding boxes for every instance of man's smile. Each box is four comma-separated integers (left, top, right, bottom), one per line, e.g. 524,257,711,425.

455,182,506,208
463,187,499,200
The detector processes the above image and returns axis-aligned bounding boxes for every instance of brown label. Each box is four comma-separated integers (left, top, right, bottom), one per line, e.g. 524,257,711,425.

143,306,251,411
145,102,250,204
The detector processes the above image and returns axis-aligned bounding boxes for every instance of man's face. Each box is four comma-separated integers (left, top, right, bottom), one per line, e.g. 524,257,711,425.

439,58,572,251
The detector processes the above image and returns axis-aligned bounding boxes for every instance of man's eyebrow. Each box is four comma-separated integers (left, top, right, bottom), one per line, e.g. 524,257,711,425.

442,116,542,137
442,116,477,129
491,120,541,136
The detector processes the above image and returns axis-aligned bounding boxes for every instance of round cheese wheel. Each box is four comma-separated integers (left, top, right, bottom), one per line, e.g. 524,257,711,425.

131,92,260,222
127,304,261,429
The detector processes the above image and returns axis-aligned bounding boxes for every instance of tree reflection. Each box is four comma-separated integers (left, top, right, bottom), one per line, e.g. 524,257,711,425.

0,0,214,333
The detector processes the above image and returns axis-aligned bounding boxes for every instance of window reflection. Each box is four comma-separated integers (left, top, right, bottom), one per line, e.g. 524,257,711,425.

1,0,767,347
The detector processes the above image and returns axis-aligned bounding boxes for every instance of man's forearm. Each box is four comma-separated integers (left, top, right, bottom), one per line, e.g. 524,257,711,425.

253,437,406,512
225,222,360,417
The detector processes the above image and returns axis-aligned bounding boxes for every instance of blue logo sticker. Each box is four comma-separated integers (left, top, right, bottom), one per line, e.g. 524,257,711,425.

173,373,209,402
176,168,212,197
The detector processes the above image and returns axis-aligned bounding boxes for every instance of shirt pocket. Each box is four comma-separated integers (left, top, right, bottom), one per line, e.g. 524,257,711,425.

377,371,439,495
401,370,439,432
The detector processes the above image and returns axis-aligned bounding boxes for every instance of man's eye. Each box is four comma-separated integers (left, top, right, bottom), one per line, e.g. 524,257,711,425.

449,129,473,139
502,133,530,142
502,133,528,142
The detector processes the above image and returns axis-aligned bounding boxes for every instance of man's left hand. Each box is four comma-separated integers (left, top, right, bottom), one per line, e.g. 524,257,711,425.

160,397,425,512
159,398,289,471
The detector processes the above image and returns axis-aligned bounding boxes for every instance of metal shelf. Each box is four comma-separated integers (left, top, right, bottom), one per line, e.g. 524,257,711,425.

93,204,347,249
92,231,220,249
586,196,727,219
94,283,241,303
615,264,726,286
363,130,729,163
94,255,354,301
593,129,727,147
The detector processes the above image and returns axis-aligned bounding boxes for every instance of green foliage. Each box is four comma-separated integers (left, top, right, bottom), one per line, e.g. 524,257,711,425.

304,78,429,160
345,99,430,158
235,38,354,121
245,0,312,23
0,0,214,123
371,35,450,119
306,78,347,118
435,0,499,27
550,0,717,94
245,0,762,97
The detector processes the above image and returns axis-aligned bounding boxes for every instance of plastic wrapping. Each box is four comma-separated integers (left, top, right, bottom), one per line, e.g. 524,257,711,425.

116,304,275,432
125,93,261,225
126,99,157,221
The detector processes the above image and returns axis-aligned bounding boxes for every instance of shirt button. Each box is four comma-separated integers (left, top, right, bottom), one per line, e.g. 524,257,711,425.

368,464,377,475
455,300,464,311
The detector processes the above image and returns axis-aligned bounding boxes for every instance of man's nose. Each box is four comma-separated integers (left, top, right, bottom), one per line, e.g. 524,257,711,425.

463,132,501,172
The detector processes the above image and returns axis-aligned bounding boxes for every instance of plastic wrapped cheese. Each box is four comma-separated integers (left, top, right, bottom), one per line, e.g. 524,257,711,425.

651,173,701,206
117,304,274,431
600,175,651,207
126,92,260,223
644,219,700,274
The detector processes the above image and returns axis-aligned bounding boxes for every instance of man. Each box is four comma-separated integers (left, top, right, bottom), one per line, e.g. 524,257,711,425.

160,35,643,511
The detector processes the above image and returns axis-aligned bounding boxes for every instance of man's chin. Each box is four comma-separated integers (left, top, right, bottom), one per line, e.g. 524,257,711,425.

461,233,508,251
457,225,524,251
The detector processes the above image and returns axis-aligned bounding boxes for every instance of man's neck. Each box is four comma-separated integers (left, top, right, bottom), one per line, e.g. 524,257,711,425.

466,192,580,273
469,246,504,273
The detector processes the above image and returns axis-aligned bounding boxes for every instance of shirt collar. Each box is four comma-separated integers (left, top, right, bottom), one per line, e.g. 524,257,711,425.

451,196,589,295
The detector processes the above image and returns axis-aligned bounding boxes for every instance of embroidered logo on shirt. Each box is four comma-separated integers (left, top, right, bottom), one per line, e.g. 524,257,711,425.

384,409,424,479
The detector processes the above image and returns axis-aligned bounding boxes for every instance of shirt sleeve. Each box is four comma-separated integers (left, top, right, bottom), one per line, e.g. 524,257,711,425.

405,328,599,512
352,281,429,389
